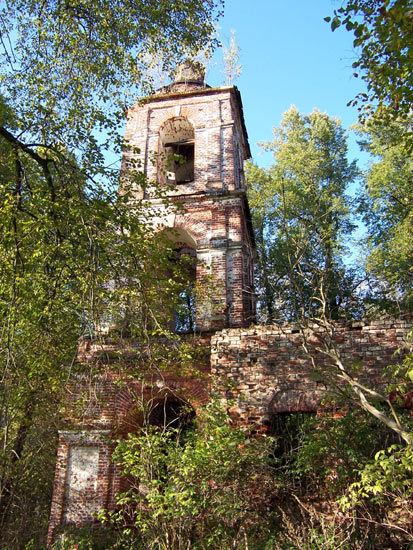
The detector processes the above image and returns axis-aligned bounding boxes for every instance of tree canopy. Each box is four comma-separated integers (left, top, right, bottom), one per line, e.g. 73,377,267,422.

247,106,358,323
356,117,413,312
326,0,413,150
1,2,412,547
247,106,412,448
0,1,222,546
0,0,222,180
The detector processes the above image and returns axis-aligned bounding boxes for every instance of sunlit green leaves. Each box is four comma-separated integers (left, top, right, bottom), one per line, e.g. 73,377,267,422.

356,118,413,310
106,399,275,550
247,107,358,322
328,0,413,150
0,1,223,545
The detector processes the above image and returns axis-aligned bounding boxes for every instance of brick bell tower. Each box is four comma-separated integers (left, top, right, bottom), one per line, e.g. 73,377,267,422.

122,60,256,329
47,63,256,545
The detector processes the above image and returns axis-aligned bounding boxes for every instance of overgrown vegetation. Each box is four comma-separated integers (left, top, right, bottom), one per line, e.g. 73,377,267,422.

100,399,275,550
240,0,413,542
0,1,222,547
1,0,412,548
50,407,413,549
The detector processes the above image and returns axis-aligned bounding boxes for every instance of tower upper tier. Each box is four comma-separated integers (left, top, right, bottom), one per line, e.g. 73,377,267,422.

121,73,251,199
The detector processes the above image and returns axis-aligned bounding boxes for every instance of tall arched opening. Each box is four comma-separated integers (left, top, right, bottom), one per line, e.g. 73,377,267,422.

162,227,198,333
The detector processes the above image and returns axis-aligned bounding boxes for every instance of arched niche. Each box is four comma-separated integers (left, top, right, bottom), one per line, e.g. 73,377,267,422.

159,117,195,185
114,389,195,498
148,394,195,431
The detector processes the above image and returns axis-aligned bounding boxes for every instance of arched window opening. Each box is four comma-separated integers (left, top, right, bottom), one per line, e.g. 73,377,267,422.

116,395,195,501
159,117,195,185
171,246,197,333
269,412,315,492
270,412,315,461
160,228,198,333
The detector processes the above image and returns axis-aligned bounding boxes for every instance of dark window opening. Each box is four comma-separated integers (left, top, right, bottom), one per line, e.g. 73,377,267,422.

169,247,197,333
165,140,194,184
119,398,195,497
148,398,195,433
269,412,315,493
270,412,315,462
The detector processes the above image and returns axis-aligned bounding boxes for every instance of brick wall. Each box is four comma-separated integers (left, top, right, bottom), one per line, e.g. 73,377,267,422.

47,335,212,544
211,319,412,426
47,79,411,543
47,430,112,545
48,318,411,543
122,86,249,197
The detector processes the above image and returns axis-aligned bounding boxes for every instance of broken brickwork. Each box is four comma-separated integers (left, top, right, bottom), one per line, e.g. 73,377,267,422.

211,319,412,426
48,66,259,543
48,318,411,543
47,334,212,545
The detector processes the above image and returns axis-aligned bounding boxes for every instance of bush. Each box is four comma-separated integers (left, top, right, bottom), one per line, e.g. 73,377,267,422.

101,399,275,550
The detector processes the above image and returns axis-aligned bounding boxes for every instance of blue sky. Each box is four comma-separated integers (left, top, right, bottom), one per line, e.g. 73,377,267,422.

205,0,368,170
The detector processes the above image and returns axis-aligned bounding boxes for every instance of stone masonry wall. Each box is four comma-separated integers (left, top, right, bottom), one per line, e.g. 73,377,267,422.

211,319,412,426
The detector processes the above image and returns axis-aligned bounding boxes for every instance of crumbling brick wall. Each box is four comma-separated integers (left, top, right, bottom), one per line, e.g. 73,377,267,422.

46,72,411,543
48,319,411,543
47,335,212,545
211,319,412,426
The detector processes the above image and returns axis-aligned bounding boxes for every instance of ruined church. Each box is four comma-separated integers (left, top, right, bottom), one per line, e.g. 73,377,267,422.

47,63,411,543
